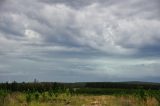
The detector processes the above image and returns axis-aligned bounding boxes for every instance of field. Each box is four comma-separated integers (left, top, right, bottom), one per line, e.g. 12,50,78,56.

0,82,160,106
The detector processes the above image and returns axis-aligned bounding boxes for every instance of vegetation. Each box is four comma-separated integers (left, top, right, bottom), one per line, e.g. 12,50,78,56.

0,81,160,106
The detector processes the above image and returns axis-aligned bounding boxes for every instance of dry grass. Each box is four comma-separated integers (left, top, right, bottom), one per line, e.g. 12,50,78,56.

1,93,159,106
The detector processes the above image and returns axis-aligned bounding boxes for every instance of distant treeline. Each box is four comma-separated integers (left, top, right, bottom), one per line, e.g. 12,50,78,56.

0,81,160,92
0,82,64,92
85,82,160,90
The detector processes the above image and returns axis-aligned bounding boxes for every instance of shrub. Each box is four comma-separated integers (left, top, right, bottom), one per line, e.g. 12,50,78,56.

48,90,53,97
0,89,8,105
154,91,160,104
26,93,32,103
35,92,39,101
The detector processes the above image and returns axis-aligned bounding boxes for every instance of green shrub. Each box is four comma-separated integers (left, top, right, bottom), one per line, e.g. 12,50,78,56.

35,92,39,101
154,91,160,104
0,89,8,105
65,88,71,96
48,90,53,97
26,93,32,103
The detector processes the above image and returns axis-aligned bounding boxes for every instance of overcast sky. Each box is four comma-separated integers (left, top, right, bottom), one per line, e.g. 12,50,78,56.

0,0,160,82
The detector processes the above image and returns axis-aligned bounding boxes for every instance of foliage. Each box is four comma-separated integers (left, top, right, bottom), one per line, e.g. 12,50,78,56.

0,82,160,105
26,93,32,103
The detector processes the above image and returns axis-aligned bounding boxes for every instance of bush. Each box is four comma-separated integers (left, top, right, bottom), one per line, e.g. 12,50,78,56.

35,92,39,101
154,91,160,104
0,89,8,105
26,93,32,103
48,90,53,97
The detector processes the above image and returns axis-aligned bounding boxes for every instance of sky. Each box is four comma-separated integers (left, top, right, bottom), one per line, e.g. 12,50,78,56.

0,0,160,82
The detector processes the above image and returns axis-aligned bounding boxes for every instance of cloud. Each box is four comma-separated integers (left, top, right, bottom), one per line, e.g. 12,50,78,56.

1,0,160,55
0,0,160,82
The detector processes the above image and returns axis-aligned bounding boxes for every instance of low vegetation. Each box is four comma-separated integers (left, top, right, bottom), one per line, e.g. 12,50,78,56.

0,81,160,106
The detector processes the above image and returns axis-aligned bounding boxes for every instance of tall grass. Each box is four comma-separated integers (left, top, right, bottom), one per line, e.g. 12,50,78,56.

0,88,160,106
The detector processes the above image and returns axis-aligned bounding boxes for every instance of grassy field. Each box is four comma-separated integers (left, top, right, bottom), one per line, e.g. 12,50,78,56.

0,89,160,106
0,82,160,106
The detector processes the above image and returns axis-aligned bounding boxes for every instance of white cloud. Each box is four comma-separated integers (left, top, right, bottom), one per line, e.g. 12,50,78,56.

25,29,41,42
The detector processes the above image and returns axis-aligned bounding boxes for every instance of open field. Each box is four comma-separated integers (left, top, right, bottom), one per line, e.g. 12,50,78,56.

0,91,160,106
0,82,160,106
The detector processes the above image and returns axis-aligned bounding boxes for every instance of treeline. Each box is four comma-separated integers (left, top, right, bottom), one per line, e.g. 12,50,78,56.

85,82,160,90
0,81,160,92
0,82,65,92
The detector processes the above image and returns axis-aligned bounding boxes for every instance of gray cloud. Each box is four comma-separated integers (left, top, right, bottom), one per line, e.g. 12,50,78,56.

0,0,160,82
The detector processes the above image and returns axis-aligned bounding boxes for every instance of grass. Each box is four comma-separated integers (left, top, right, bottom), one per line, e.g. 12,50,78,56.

0,91,159,106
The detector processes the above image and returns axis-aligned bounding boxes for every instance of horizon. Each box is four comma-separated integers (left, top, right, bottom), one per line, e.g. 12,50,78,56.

0,0,160,82
1,80,160,84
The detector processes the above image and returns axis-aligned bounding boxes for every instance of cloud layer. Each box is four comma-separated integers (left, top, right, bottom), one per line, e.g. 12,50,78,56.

0,0,160,82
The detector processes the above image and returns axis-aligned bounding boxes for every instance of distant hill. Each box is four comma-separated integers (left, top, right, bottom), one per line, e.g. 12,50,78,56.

0,81,160,91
